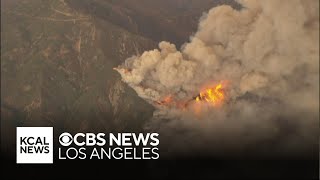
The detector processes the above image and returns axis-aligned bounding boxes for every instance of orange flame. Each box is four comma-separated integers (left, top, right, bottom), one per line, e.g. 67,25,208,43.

155,95,173,106
154,82,227,109
195,83,225,106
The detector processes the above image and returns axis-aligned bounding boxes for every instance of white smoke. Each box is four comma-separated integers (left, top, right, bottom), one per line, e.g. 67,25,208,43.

115,0,319,157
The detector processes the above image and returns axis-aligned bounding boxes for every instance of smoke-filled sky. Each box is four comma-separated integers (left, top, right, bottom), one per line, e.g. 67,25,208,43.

115,0,319,157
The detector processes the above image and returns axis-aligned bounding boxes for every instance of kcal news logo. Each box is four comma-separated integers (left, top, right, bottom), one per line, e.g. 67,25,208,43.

16,127,53,164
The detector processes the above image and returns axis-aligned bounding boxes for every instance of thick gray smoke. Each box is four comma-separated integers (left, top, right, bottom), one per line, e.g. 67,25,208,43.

115,0,319,157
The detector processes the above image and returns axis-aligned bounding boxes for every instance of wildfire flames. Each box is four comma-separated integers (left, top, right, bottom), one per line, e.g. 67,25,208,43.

155,95,173,106
195,83,225,106
155,82,226,108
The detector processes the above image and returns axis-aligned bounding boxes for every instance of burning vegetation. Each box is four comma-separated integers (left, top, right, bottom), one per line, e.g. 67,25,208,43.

194,83,225,106
154,82,226,108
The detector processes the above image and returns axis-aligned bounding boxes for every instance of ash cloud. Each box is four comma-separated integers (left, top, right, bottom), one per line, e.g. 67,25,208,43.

115,0,319,157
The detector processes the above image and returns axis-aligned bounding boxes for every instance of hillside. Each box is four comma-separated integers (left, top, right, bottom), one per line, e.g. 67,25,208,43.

1,0,239,154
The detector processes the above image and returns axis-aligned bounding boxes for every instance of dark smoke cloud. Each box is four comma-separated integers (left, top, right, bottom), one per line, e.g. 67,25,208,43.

115,0,319,157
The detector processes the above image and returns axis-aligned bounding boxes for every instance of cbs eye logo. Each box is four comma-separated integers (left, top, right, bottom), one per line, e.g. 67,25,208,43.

59,133,73,146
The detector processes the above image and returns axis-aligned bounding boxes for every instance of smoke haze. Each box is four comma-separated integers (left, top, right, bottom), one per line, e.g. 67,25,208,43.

115,0,319,157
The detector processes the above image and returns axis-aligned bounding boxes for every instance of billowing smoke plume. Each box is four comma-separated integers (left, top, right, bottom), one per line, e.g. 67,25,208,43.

115,0,319,157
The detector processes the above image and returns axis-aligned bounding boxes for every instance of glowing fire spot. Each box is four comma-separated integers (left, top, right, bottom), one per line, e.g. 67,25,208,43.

154,82,226,109
195,83,225,106
155,95,173,106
